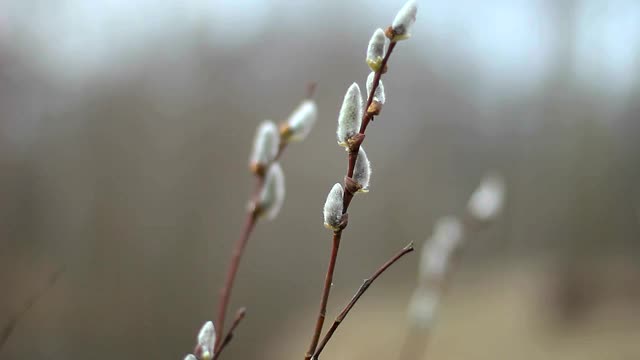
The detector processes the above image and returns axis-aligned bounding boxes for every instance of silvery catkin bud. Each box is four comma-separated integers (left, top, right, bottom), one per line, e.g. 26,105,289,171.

366,28,386,72
323,183,344,230
336,83,363,147
419,242,448,280
366,72,386,105
184,355,197,360
418,217,463,280
249,120,279,174
194,321,216,360
390,0,418,41
281,100,317,142
467,173,505,222
431,216,464,253
257,163,285,221
353,147,371,192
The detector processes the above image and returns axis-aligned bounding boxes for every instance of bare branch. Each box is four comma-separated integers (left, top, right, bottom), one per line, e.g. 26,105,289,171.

0,266,65,353
313,243,414,359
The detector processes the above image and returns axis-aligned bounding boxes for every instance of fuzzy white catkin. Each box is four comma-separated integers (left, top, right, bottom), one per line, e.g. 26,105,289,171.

431,216,464,253
366,28,386,71
353,147,371,192
323,183,344,230
366,72,386,105
418,217,463,280
184,355,197,360
258,163,285,221
419,242,448,280
407,286,439,329
250,120,279,167
467,173,505,222
286,100,317,142
336,83,363,147
392,0,418,40
196,321,216,360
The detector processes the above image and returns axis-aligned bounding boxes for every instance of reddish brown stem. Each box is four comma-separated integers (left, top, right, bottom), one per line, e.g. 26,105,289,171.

304,39,401,360
304,232,342,360
213,307,247,360
312,242,414,359
215,210,258,351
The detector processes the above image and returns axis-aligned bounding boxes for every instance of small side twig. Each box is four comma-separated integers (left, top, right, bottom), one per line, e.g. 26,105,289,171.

212,307,246,360
0,266,65,353
312,242,414,359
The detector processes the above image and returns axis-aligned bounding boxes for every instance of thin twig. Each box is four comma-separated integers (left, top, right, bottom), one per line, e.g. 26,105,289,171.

305,38,401,359
304,232,342,360
214,210,258,351
312,242,414,359
0,266,65,353
213,307,246,360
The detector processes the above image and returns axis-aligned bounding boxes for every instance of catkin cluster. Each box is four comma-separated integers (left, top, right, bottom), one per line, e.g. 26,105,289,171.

323,0,418,231
408,173,506,329
184,98,317,360
249,101,318,220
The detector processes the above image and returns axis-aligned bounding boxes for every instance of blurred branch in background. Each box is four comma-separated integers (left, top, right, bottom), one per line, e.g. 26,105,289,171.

400,174,505,360
0,266,64,354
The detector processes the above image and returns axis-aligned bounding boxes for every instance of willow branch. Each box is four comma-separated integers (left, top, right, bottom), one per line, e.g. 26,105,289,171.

397,213,487,360
313,242,414,359
305,39,401,359
214,86,313,351
344,41,397,210
214,209,258,350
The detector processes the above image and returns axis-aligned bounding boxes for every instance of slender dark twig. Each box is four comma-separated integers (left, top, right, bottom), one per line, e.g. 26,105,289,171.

305,38,402,359
214,211,258,351
213,308,246,360
312,242,414,359
304,232,342,360
0,266,65,353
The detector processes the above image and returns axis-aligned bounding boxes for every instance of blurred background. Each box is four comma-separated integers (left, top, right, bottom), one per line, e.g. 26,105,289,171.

1,0,639,359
